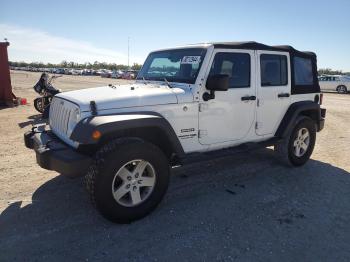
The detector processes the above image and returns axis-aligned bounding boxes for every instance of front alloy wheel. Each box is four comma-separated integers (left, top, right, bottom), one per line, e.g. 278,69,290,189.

86,139,170,223
112,160,156,207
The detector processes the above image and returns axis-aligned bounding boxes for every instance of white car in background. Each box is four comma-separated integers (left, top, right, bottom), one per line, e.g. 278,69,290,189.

100,69,113,78
318,75,350,93
69,69,82,75
111,70,124,78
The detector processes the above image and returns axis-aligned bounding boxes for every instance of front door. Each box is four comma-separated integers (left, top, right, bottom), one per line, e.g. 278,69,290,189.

329,76,338,91
255,51,291,135
198,49,256,145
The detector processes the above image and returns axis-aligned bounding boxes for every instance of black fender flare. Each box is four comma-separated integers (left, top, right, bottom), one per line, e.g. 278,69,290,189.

275,101,324,138
70,113,185,157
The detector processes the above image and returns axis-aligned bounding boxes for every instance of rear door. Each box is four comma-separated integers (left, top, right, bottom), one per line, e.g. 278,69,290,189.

256,51,291,136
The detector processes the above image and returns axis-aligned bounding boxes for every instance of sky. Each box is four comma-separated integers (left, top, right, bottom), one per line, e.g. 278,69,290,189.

0,0,349,71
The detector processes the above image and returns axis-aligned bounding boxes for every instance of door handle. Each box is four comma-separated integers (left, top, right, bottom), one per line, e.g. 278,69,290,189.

278,93,290,98
241,95,256,101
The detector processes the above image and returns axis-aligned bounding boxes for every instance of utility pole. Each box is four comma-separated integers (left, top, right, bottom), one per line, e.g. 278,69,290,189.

127,37,130,69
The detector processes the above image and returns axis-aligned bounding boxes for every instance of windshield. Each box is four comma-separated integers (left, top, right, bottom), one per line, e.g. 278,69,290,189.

137,48,207,84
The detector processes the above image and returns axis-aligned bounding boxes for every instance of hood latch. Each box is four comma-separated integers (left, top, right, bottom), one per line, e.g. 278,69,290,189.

90,101,97,115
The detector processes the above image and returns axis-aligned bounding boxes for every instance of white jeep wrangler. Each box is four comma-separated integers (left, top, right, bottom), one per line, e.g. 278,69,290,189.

25,42,326,223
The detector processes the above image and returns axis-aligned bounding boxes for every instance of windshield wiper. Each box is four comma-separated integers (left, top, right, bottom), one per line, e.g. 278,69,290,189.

163,78,172,88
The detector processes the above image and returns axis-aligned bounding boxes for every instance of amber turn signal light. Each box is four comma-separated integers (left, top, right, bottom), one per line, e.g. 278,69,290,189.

92,130,101,140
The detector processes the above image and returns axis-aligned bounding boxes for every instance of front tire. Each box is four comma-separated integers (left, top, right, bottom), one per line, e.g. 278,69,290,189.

275,117,316,166
33,97,45,113
85,138,170,223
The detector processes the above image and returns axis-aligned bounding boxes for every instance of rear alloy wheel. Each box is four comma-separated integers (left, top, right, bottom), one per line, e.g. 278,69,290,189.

292,128,310,157
337,85,347,94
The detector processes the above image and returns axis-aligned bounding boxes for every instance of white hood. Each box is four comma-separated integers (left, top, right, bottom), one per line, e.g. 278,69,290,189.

56,83,191,112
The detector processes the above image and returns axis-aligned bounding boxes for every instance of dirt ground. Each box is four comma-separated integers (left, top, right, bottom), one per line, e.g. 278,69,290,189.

1,71,350,261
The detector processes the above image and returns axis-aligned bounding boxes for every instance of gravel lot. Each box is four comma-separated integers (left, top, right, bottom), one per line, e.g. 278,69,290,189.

1,71,350,261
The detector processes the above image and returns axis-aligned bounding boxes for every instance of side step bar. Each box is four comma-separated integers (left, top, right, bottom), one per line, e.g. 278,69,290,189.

177,137,281,166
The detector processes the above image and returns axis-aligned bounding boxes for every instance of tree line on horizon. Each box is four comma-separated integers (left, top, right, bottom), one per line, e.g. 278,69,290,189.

318,68,350,76
8,61,349,75
9,60,143,71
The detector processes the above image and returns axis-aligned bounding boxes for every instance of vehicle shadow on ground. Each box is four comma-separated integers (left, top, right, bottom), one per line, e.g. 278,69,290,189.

1,148,350,261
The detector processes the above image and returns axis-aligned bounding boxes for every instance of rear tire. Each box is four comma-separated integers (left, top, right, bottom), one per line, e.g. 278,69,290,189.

274,117,316,167
337,85,347,94
85,138,170,223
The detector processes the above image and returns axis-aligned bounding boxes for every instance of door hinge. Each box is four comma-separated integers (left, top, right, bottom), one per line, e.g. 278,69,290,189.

257,99,260,107
199,103,208,112
198,129,208,138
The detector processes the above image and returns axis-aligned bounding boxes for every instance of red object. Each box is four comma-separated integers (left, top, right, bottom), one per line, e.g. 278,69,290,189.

0,41,16,106
20,98,27,105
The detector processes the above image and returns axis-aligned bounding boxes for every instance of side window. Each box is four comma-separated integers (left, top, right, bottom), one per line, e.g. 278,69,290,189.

209,52,250,88
260,54,288,86
294,57,314,85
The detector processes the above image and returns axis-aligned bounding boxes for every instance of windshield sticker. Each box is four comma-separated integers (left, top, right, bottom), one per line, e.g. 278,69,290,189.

181,56,201,64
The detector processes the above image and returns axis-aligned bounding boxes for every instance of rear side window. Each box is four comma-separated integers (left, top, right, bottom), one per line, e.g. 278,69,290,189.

209,52,250,88
294,57,314,85
260,54,288,86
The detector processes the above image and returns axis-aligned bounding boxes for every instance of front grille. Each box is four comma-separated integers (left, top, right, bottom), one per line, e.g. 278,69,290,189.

49,98,74,135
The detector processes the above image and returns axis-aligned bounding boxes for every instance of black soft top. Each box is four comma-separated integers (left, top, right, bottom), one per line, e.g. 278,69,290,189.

210,41,319,94
211,41,316,58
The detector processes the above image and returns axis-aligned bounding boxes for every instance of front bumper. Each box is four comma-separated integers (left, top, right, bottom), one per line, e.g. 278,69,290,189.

24,126,92,178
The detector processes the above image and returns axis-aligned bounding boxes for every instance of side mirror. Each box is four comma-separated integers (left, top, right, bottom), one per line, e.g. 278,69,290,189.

206,74,229,91
203,74,229,101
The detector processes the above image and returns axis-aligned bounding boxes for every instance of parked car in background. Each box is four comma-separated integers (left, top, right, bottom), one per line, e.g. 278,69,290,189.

319,75,349,93
100,70,113,78
81,69,94,75
69,69,82,75
96,69,107,76
64,68,72,75
53,68,65,74
111,70,124,79
122,70,138,79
